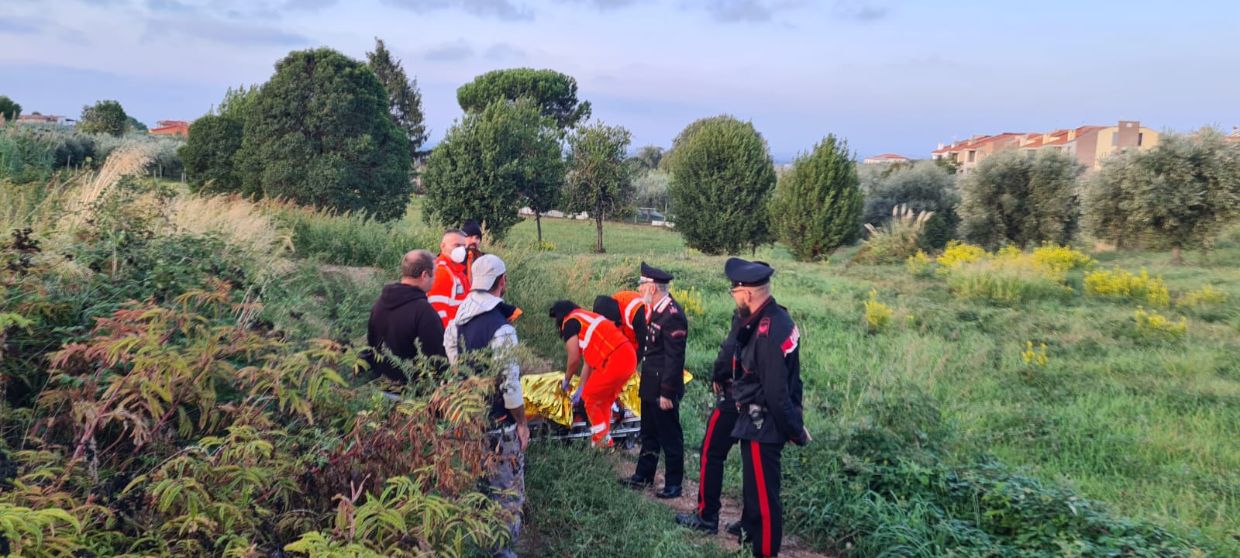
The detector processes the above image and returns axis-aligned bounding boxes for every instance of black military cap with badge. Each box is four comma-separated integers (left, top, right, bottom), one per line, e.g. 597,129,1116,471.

725,257,773,287
639,261,674,284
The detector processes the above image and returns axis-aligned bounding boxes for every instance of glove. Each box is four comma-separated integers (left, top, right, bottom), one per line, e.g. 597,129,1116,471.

561,377,572,393
571,386,584,405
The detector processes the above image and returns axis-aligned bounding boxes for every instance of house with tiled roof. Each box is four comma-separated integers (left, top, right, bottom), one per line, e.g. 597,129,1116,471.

932,121,1159,173
862,153,912,165
150,120,190,137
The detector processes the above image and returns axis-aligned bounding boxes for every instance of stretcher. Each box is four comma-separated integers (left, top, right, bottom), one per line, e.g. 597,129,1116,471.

520,370,693,445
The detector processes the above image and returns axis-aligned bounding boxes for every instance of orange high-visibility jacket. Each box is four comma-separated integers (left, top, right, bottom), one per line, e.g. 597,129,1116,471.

428,255,469,328
611,290,647,348
564,309,632,369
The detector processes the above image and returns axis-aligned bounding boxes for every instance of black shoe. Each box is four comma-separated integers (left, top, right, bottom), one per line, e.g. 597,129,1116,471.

726,521,743,537
675,512,718,534
655,485,682,499
619,475,653,489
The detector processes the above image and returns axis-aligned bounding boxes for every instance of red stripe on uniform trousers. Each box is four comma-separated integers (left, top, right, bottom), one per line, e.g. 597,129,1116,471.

697,408,721,513
750,440,772,557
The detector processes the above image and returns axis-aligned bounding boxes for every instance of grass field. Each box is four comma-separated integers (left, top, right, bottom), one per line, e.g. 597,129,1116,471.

3,173,1237,555
490,214,1240,556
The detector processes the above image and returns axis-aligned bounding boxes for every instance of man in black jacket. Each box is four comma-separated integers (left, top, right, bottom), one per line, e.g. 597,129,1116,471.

723,257,810,558
365,249,447,383
621,262,687,499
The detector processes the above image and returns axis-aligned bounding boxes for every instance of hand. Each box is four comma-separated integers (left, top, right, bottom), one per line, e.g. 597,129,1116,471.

516,423,530,452
561,377,571,393
712,382,721,395
659,396,674,411
571,387,584,405
798,427,813,446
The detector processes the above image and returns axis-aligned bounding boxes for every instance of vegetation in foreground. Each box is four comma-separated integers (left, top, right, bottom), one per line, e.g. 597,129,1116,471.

3,160,1238,556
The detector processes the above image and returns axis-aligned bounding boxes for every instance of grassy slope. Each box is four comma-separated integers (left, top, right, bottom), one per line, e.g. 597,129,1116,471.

496,215,1240,554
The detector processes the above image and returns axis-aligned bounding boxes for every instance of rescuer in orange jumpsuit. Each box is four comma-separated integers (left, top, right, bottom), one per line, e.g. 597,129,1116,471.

550,300,638,447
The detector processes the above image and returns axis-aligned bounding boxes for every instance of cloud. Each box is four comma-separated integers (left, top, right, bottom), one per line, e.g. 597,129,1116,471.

559,0,643,9
383,0,533,21
699,0,813,23
144,17,313,46
483,42,525,61
832,0,887,22
0,18,43,35
422,39,475,61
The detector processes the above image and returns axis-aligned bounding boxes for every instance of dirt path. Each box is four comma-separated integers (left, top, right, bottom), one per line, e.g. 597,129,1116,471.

612,451,835,558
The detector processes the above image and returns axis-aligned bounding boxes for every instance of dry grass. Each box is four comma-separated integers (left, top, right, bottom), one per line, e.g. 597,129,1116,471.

164,194,294,276
61,145,153,231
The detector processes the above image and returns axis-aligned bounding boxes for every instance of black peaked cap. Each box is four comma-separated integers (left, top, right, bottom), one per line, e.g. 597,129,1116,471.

725,257,773,287
640,261,673,283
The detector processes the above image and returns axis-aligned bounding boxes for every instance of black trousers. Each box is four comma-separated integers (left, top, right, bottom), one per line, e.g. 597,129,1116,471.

634,398,684,486
694,402,738,523
740,439,783,558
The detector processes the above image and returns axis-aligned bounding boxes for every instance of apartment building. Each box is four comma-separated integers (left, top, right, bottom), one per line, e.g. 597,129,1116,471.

932,120,1159,173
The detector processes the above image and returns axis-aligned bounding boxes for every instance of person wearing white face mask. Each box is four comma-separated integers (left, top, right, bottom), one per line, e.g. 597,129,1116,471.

429,229,470,329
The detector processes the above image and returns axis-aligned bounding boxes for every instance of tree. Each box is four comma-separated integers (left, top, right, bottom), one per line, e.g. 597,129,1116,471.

1083,129,1240,263
0,96,20,122
862,160,960,248
125,116,147,133
457,68,591,130
236,48,411,220
663,115,776,255
216,84,259,121
79,100,129,136
770,134,863,261
630,145,664,171
179,114,244,193
423,99,564,241
367,38,429,160
564,122,634,253
958,149,1083,249
633,169,672,215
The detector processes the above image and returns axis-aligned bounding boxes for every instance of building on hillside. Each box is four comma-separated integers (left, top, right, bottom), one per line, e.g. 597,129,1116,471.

1227,127,1240,144
16,113,71,126
150,120,190,137
862,153,912,165
932,121,1159,173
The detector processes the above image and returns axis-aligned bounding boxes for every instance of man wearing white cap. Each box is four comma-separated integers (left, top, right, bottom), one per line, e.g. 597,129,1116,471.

444,254,528,558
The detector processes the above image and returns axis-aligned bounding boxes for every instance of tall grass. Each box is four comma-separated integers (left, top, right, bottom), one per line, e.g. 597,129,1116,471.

265,202,438,270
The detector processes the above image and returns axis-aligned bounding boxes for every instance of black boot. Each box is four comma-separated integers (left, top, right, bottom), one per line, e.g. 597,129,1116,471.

726,521,743,537
675,512,718,534
619,475,652,489
655,485,682,499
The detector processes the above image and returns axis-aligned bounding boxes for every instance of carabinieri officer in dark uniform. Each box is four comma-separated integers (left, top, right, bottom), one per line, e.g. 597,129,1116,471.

724,257,809,557
621,262,688,498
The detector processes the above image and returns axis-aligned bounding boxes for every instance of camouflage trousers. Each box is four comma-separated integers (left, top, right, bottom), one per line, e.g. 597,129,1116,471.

485,425,525,558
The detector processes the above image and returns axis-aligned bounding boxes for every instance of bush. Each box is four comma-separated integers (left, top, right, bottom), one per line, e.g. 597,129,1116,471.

664,115,776,255
237,48,411,221
0,126,96,183
958,149,1084,249
854,204,934,264
862,160,960,248
936,240,987,268
179,114,244,193
1133,307,1187,342
946,260,1072,304
1084,268,1171,307
1177,285,1227,309
771,134,863,261
863,289,894,333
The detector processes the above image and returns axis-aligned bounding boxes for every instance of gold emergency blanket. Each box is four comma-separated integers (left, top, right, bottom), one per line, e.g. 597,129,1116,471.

521,370,694,427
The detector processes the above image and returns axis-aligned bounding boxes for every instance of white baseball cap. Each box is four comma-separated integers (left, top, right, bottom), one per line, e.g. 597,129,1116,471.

471,254,506,291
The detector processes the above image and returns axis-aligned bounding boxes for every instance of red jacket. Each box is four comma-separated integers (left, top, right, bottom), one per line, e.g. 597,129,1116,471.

428,255,469,328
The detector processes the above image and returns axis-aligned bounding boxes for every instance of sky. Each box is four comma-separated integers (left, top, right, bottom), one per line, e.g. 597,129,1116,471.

2,0,1239,161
